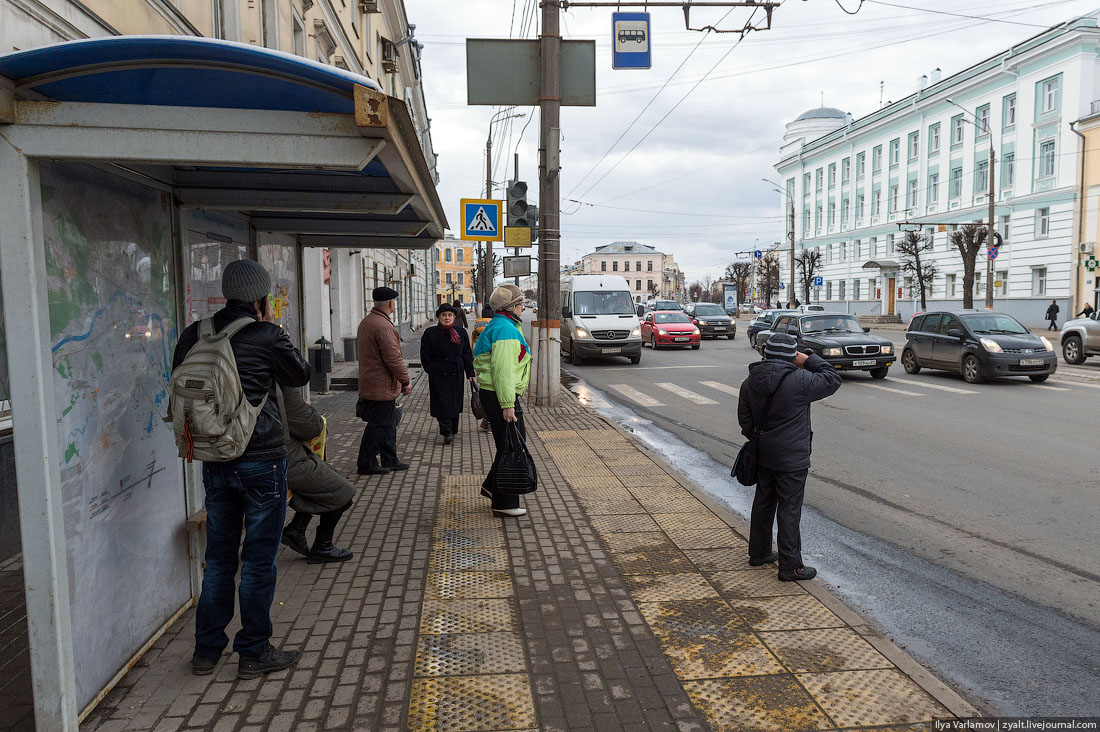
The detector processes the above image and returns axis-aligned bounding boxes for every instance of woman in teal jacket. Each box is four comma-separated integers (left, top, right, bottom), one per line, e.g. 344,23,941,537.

473,285,532,517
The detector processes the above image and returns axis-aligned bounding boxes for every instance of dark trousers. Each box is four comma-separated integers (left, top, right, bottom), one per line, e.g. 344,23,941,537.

287,500,351,547
748,466,808,572
195,458,288,659
437,415,461,436
480,388,523,510
357,399,399,470
1048,319,1058,330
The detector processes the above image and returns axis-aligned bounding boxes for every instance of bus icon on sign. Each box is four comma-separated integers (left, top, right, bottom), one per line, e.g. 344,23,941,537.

618,28,646,44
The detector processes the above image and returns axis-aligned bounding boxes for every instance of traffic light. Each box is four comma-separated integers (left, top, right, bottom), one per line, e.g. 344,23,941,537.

528,204,539,243
506,180,531,228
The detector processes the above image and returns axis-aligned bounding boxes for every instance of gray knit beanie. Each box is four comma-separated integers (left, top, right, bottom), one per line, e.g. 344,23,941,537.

222,259,271,303
764,332,798,361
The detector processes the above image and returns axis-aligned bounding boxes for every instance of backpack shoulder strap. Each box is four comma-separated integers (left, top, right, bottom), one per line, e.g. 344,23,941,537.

198,318,215,339
219,317,258,340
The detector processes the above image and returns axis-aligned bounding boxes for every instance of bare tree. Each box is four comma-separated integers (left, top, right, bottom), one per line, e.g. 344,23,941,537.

794,249,823,306
897,230,939,311
688,281,704,302
949,224,987,309
470,252,502,303
700,275,715,302
756,252,781,307
723,262,753,304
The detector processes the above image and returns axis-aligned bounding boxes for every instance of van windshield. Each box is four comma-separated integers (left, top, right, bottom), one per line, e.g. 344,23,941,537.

574,291,636,315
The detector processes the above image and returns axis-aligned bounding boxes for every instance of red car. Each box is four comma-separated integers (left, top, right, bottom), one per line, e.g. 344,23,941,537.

641,310,701,350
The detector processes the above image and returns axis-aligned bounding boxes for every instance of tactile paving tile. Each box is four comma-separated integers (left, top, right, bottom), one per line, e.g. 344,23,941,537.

591,448,641,461
621,472,680,488
426,572,514,600
682,676,833,732
536,429,581,440
588,514,662,533
730,595,845,631
612,463,669,477
663,527,746,550
414,632,527,676
709,570,808,599
433,527,506,549
623,573,720,602
569,486,637,502
684,548,767,573
429,546,511,572
600,454,657,468
798,669,951,727
433,512,502,529
419,599,516,634
565,476,627,491
407,674,537,732
442,474,488,487
576,497,648,515
759,628,892,673
652,512,731,531
558,465,617,479
631,495,710,514
637,599,785,679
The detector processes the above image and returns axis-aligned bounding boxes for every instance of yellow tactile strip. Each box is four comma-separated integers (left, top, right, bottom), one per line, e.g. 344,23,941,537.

540,427,959,732
407,476,536,732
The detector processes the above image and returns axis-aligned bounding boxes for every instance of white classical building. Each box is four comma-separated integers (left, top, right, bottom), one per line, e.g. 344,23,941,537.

580,242,684,301
775,14,1100,325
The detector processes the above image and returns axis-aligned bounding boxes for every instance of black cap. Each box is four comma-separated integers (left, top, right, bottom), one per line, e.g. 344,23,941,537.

435,303,459,318
372,286,399,302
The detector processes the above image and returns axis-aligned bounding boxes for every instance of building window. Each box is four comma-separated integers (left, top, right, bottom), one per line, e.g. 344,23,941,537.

840,241,847,262
444,249,452,262
1004,94,1016,128
815,206,822,228
816,168,824,192
908,132,919,160
826,280,833,300
434,271,440,285
803,172,812,195
929,123,940,154
907,179,918,209
647,260,653,271
458,273,464,285
1003,153,1015,188
856,152,866,179
292,15,306,55
826,244,833,264
612,261,618,271
889,185,899,213
1037,207,1050,237
929,173,939,203
887,233,895,254
856,194,865,218
839,279,846,300
872,145,882,174
457,249,464,263
841,198,850,221
872,190,881,215
445,272,453,284
1032,267,1047,296
636,279,641,290
995,269,1008,297
647,279,654,290
842,157,850,183
1039,140,1056,178
976,104,990,137
999,214,1011,242
951,115,964,146
950,167,962,198
975,160,989,193
1041,76,1060,113
601,261,607,272
852,278,861,301
870,236,878,256
804,209,811,230
828,202,836,226
828,163,836,188
889,138,900,167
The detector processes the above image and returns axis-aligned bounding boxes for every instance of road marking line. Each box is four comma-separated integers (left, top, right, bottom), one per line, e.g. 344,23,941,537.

1049,379,1100,389
608,384,665,407
630,365,721,370
699,381,739,397
897,380,978,395
854,383,925,397
1029,384,1071,392
655,383,719,405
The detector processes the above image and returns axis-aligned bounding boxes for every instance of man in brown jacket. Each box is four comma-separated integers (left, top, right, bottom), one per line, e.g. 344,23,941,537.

356,286,412,475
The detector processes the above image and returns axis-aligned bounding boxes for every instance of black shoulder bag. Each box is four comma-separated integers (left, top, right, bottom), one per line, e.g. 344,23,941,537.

731,370,794,486
494,422,538,495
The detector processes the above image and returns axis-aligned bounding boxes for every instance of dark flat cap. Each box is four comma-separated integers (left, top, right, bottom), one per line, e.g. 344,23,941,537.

372,286,399,302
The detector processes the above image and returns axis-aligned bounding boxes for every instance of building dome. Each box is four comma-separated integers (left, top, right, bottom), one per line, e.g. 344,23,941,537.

784,105,849,145
793,106,847,122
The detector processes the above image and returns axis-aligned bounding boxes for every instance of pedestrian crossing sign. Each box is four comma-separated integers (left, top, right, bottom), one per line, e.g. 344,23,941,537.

460,198,503,241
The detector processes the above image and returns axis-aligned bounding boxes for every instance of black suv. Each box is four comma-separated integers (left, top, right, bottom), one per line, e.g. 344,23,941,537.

901,310,1057,384
747,309,794,348
756,312,895,378
684,302,736,339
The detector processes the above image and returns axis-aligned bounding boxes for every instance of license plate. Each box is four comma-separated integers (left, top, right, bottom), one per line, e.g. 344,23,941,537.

852,359,876,367
674,337,689,342
712,327,727,331
601,348,621,354
1020,358,1045,366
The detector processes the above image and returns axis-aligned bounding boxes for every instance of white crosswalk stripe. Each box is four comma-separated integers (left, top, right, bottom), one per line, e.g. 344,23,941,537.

655,383,719,405
853,382,925,397
699,381,739,397
1029,384,1071,392
608,384,665,407
895,379,978,395
1049,379,1100,389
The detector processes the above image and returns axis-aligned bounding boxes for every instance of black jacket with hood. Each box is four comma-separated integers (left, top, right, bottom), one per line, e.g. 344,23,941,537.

737,353,842,472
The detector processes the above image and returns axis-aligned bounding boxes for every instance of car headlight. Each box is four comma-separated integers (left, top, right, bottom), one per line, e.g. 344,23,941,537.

630,326,641,338
823,347,842,357
980,337,1003,353
880,345,893,355
729,319,737,326
576,328,590,339
1040,336,1054,352
657,328,668,335
691,327,700,334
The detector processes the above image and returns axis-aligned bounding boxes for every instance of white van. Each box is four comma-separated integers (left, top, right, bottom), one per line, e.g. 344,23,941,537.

561,275,642,365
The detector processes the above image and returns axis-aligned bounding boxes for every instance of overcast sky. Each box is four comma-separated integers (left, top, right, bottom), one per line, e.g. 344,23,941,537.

413,0,1100,285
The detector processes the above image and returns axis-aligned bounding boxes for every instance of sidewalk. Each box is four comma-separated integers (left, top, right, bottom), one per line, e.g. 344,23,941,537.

81,362,978,731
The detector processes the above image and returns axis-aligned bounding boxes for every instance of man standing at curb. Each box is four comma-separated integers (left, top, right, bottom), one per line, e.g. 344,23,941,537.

173,259,311,679
356,286,412,475
737,332,841,581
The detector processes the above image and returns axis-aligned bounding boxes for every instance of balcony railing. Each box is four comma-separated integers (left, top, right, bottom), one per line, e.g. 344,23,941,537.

1090,99,1100,115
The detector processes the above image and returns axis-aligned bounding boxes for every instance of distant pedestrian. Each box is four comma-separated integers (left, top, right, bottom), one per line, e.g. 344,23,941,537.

356,286,412,475
421,304,476,444
1046,299,1060,330
279,386,356,563
173,259,311,678
474,285,532,517
452,300,470,330
737,333,841,581
1077,302,1095,318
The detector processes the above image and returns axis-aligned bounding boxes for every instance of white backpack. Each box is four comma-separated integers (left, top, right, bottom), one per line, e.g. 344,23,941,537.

169,317,267,462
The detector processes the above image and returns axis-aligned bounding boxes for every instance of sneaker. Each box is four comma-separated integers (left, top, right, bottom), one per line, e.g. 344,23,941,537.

308,542,353,564
480,420,491,431
191,654,219,676
777,566,817,582
748,551,778,567
357,466,391,476
281,525,310,557
237,645,300,679
443,434,454,445
383,462,410,471
492,507,527,517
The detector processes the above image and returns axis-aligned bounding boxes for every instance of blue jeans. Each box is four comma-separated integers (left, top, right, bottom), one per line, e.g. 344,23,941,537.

195,458,288,659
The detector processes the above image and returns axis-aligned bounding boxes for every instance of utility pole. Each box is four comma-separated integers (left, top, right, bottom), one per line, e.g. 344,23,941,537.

485,134,493,306
788,197,796,305
537,0,562,407
986,145,995,310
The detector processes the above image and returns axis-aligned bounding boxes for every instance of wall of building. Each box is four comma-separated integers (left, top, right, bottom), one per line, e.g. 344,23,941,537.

434,238,474,306
1075,120,1100,311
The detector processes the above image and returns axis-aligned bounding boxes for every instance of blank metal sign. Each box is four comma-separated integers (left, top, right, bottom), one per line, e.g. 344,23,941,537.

466,39,596,106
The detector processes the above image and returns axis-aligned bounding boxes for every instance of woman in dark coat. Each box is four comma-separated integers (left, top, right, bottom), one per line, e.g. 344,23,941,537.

421,304,476,443
452,300,470,330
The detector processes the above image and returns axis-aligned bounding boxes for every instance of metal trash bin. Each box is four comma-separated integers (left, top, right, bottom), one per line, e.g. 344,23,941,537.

343,337,357,362
308,337,332,393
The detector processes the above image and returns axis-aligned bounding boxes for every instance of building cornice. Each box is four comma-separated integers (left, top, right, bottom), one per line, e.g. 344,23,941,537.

8,0,119,39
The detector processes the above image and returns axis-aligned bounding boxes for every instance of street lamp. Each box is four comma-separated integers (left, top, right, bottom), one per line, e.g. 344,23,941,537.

763,178,796,306
481,110,526,305
946,97,996,310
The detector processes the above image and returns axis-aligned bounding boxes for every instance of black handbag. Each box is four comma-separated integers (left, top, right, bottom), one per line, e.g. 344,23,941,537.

470,383,486,420
732,370,793,486
494,422,538,495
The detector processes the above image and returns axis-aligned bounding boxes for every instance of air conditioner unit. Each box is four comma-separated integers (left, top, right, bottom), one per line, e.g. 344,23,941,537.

1080,241,1096,254
381,38,398,73
358,0,379,11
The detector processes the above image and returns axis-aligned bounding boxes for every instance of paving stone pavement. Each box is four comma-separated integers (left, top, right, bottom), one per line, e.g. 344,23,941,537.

78,358,978,732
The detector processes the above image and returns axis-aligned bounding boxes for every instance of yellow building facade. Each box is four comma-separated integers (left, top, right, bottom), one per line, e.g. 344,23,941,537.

1073,115,1100,313
435,236,474,307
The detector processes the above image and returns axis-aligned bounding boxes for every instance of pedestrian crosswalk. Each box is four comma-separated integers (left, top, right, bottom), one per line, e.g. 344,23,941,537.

699,381,739,397
654,382,718,405
608,383,665,407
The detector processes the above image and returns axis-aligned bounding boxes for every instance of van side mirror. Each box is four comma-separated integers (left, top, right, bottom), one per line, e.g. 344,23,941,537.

862,326,870,333
562,306,571,318
947,328,962,338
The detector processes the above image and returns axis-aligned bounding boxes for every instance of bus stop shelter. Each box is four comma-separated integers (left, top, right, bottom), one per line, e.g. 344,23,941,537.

0,36,446,731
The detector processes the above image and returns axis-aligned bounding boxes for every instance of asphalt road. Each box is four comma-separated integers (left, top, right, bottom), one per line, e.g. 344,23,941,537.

560,321,1100,716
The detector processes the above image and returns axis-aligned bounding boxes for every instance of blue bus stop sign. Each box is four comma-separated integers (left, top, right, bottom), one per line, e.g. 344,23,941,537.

612,12,651,69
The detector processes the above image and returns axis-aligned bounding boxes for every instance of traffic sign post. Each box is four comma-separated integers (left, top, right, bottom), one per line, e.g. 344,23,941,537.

754,250,763,259
813,276,823,287
460,198,503,242
612,12,651,69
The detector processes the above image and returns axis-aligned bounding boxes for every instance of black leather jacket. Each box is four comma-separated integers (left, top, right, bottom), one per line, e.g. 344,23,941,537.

173,300,311,462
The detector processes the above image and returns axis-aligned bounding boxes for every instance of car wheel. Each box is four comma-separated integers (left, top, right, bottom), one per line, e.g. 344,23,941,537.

652,334,660,351
691,344,700,350
629,354,641,364
901,348,921,374
569,346,583,366
727,334,736,340
1062,335,1086,365
870,367,889,379
1028,373,1050,383
962,354,984,384
748,333,756,348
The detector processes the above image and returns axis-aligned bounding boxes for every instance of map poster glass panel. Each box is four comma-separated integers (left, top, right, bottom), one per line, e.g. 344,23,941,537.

258,234,302,350
39,162,189,708
184,209,249,325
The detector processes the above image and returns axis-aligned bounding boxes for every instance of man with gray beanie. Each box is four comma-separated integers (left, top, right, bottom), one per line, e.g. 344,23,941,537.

173,258,311,678
737,332,840,581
